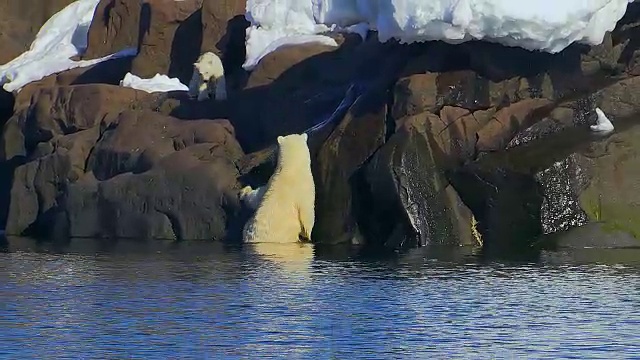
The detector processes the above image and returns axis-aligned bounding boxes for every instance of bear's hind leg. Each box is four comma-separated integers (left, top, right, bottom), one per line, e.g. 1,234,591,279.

297,205,315,242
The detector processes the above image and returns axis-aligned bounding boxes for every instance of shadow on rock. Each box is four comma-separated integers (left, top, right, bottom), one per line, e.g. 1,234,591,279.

168,8,203,85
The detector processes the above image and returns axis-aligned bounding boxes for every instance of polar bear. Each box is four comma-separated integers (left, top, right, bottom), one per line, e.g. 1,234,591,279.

188,51,227,101
242,133,315,243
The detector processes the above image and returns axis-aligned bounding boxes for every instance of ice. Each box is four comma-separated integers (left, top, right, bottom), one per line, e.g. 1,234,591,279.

245,0,636,69
0,0,137,92
120,73,189,93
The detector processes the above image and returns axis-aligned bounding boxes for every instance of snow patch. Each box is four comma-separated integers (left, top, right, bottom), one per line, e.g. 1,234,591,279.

120,73,189,93
244,0,338,69
245,0,636,69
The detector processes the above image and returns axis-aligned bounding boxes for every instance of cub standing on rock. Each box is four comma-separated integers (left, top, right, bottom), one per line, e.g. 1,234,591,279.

188,51,227,101
242,133,316,243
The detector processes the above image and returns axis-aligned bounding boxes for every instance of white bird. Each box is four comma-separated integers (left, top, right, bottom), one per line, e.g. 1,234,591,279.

590,107,614,133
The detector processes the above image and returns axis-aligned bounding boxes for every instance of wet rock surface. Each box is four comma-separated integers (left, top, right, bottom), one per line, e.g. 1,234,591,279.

361,115,478,250
2,0,640,254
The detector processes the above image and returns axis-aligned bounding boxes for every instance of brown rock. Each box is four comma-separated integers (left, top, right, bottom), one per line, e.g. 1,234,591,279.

2,84,158,161
59,141,243,241
87,110,243,180
0,0,76,64
476,98,554,152
595,76,640,119
392,73,438,120
430,106,480,166
362,114,477,249
83,0,143,59
131,0,203,84
246,43,342,89
4,108,245,240
5,127,100,235
201,0,249,71
392,70,492,122
312,88,387,245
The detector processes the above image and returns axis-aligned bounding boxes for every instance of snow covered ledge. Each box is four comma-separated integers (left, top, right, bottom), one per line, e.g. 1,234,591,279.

0,0,137,93
244,0,637,70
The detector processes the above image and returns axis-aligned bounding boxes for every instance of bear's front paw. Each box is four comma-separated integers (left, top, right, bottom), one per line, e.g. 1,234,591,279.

239,186,253,199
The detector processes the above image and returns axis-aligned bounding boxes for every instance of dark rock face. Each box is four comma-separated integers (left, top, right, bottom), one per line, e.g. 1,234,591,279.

449,164,545,251
131,0,204,84
87,110,240,180
361,115,477,249
534,154,591,234
5,127,99,236
60,142,242,241
82,0,143,59
311,88,387,245
4,106,244,240
0,89,14,138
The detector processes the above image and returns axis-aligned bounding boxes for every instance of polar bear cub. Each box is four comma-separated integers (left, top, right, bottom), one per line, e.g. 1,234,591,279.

188,51,227,101
242,133,315,243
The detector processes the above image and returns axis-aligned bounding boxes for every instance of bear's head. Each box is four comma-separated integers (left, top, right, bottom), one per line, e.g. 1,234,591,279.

188,52,226,101
276,133,310,166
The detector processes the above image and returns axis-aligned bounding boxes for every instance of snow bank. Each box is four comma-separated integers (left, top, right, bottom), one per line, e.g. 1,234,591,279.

120,73,189,93
245,0,636,69
0,0,136,92
244,0,338,69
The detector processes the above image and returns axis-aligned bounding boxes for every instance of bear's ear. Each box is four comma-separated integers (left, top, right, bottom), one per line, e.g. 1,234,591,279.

302,133,308,142
277,136,284,144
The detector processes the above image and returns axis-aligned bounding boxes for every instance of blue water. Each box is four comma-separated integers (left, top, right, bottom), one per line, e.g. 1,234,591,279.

1,238,640,359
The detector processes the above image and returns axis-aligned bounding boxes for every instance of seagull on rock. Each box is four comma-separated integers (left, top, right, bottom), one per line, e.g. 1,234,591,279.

590,107,614,134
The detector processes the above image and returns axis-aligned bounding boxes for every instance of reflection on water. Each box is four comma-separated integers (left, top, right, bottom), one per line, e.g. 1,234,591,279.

1,237,640,358
250,241,315,276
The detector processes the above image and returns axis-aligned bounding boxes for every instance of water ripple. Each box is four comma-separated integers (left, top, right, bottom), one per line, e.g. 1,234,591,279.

1,242,640,359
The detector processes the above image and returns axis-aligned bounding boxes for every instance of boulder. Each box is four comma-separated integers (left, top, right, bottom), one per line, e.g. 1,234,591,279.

131,0,203,84
361,115,478,250
311,88,388,245
82,0,143,59
595,76,640,119
538,223,640,250
5,127,100,235
0,84,161,232
476,98,554,152
4,109,244,239
449,116,640,250
576,124,640,239
12,57,134,99
449,163,545,251
87,110,242,180
2,84,157,161
58,142,242,241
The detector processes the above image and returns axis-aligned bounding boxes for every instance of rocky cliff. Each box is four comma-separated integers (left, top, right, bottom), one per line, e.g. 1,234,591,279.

1,0,640,251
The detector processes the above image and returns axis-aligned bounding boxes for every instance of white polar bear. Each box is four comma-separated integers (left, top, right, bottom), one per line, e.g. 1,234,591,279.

188,51,227,101
242,133,316,243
